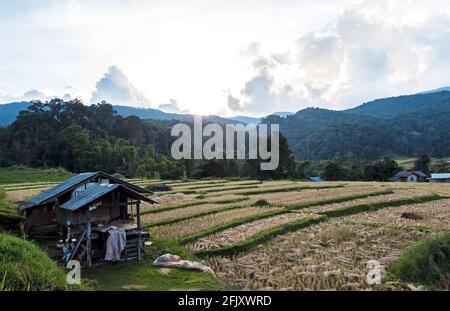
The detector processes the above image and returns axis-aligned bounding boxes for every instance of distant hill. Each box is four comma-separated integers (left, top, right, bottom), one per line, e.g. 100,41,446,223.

0,102,287,126
114,105,240,124
271,112,294,118
420,86,450,94
229,116,261,124
0,102,29,126
0,102,242,126
345,91,450,119
263,91,450,160
3,89,450,160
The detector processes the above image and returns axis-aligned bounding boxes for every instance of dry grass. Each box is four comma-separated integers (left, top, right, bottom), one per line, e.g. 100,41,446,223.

250,185,386,206
200,181,337,198
141,193,197,213
172,180,262,192
189,213,315,251
208,220,429,290
149,207,281,239
303,189,434,214
345,198,450,231
141,202,251,225
6,188,42,203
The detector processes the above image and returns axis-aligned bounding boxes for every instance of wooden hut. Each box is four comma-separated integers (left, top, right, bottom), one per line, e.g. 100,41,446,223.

19,172,157,266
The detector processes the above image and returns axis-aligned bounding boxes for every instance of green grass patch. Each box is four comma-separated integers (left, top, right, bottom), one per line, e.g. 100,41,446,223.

195,216,328,257
82,237,222,291
239,184,345,196
0,232,66,291
388,232,450,289
0,166,73,185
319,194,443,218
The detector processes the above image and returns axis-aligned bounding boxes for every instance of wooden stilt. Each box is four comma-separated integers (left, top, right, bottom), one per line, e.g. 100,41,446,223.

136,201,142,261
86,222,92,267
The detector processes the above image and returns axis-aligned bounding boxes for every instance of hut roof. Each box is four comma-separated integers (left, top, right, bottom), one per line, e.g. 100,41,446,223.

60,184,154,211
19,172,150,210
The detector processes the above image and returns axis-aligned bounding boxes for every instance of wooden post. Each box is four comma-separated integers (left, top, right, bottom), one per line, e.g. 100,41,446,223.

86,222,92,267
136,201,142,261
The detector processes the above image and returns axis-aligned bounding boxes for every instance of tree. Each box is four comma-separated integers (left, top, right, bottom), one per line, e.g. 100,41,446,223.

323,155,348,181
414,154,431,175
373,156,401,181
295,160,311,179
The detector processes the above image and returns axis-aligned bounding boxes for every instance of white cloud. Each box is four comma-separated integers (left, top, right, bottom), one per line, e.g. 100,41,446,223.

90,66,151,107
1,1,450,115
227,0,450,114
0,88,63,104
227,94,242,111
240,41,261,57
158,99,188,113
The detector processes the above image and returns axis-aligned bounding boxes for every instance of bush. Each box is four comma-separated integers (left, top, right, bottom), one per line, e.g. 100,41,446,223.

0,233,66,291
388,232,450,289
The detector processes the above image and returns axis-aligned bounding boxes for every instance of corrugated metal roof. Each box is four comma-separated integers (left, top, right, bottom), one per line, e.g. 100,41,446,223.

60,184,120,211
393,170,427,178
23,172,98,207
431,173,450,179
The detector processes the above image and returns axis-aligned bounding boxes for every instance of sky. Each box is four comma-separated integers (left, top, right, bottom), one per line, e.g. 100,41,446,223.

0,0,450,117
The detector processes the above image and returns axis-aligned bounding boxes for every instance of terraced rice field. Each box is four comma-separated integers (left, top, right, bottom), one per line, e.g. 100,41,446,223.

137,179,449,290
3,177,450,290
207,220,431,290
149,206,282,239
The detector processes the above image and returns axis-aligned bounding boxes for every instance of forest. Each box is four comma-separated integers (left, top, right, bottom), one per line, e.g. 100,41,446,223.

1,98,448,181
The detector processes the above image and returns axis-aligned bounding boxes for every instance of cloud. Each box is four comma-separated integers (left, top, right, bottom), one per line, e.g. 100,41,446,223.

227,94,242,111
0,88,61,104
229,0,450,114
228,55,300,115
158,99,188,113
90,66,151,107
240,41,261,57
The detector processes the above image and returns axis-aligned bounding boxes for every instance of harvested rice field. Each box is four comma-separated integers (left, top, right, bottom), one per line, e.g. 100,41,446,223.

4,177,450,291
139,179,449,290
207,219,431,290
149,206,282,239
189,213,319,251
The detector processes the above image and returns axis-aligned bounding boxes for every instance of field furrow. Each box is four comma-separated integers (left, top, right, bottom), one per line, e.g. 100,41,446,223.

189,212,315,251
148,207,281,239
